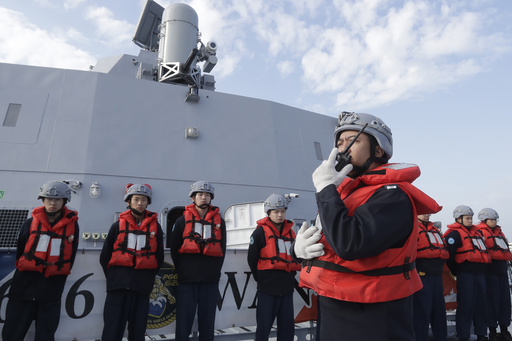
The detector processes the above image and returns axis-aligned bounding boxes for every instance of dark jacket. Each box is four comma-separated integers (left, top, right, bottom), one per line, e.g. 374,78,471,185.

317,184,414,261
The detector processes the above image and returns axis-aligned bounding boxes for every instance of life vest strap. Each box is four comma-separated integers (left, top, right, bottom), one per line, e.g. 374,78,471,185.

417,246,444,252
21,253,71,268
306,258,415,278
22,252,48,266
268,234,294,242
260,255,297,265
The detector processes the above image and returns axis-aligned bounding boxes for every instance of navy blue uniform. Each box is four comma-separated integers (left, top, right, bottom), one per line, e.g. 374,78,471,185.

248,224,297,341
170,214,226,341
486,259,512,336
2,216,79,341
100,218,164,341
413,258,447,341
313,183,416,341
444,229,488,340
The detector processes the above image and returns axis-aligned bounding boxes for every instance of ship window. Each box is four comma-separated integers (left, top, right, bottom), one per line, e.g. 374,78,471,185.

166,206,185,248
3,103,22,127
314,142,323,160
114,212,122,222
0,209,30,248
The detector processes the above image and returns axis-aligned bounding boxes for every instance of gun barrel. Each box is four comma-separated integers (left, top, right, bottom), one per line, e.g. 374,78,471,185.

182,48,199,73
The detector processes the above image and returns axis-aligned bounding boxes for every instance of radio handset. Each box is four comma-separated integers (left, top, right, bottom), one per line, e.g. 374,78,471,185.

335,123,368,172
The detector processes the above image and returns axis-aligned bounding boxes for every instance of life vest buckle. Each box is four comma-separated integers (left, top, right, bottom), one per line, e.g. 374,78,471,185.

403,257,411,280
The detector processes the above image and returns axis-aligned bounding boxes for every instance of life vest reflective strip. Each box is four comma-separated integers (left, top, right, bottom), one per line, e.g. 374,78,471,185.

108,210,159,269
16,206,77,277
476,223,512,261
300,163,441,303
179,204,223,257
417,222,449,259
444,223,491,264
256,217,301,272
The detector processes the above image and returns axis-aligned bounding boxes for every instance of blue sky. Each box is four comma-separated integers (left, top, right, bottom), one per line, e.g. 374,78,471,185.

1,0,511,235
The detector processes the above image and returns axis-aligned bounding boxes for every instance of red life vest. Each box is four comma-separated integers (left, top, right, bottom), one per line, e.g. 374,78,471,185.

16,206,78,277
417,222,449,260
475,222,512,261
108,210,159,269
179,204,223,257
256,217,301,272
300,163,442,303
443,222,491,264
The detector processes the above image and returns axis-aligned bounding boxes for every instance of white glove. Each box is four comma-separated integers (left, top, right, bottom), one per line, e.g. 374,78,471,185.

294,222,325,259
312,148,353,192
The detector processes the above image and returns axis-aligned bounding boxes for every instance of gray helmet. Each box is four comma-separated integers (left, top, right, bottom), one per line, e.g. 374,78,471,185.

189,181,215,199
478,208,499,221
124,183,152,204
453,205,474,219
334,112,393,159
264,194,288,213
38,181,72,202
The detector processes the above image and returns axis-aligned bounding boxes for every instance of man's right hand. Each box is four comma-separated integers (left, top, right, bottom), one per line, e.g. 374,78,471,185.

312,148,353,192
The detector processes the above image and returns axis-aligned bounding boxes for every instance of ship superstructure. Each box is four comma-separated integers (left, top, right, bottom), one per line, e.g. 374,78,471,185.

0,1,333,339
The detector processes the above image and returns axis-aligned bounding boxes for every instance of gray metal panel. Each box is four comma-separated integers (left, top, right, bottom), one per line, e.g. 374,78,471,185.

0,89,48,144
132,0,164,51
0,60,335,188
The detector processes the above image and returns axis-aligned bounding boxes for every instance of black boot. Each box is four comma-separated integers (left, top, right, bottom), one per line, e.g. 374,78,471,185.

489,331,499,341
501,330,512,341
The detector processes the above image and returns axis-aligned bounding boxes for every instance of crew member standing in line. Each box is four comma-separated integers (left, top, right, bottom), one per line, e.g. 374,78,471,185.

294,112,442,340
413,213,449,341
247,194,301,341
443,205,491,341
2,181,80,341
100,183,164,341
476,208,512,341
170,181,226,341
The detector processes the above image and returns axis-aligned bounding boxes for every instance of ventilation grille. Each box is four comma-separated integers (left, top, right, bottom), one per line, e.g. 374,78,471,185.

0,209,30,248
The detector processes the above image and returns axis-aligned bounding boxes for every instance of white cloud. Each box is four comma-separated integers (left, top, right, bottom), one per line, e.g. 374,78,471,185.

277,60,294,77
0,7,95,70
63,27,90,45
296,1,510,109
64,0,86,11
168,0,510,110
84,6,135,48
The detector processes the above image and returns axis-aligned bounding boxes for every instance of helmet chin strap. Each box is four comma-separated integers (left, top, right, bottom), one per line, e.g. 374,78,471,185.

195,203,210,210
44,208,62,217
269,218,283,228
349,157,374,178
348,139,381,178
130,207,144,216
418,219,429,226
